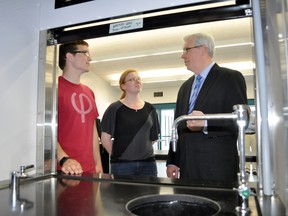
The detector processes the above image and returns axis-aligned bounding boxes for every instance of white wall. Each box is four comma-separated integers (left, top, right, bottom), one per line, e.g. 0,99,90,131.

0,1,40,180
141,77,255,104
142,87,178,104
81,72,119,118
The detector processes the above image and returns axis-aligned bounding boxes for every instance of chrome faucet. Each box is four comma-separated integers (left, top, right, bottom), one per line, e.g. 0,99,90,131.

170,111,239,152
170,104,251,213
10,165,34,212
11,165,34,190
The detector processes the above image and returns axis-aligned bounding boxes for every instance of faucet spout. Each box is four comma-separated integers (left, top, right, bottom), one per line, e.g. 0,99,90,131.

10,164,34,211
170,112,239,152
169,104,251,213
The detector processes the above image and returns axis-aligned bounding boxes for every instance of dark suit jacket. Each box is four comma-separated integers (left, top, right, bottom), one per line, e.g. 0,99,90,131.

167,63,247,184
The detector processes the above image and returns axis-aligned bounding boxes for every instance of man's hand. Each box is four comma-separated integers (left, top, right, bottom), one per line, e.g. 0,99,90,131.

61,158,83,175
186,110,205,131
166,165,180,179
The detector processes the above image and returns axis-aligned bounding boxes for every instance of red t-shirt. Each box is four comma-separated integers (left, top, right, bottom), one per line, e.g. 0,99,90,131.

58,76,99,172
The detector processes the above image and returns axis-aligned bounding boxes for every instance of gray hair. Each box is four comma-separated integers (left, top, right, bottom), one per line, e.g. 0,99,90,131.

184,33,215,57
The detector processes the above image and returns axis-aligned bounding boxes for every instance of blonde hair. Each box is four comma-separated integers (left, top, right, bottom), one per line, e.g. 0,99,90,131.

119,69,138,99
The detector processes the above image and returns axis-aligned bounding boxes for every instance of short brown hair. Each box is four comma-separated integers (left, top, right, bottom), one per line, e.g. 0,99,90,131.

58,40,89,70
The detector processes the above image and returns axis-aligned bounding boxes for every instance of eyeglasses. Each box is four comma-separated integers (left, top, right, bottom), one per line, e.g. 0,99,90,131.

124,77,142,83
70,50,90,57
182,45,203,54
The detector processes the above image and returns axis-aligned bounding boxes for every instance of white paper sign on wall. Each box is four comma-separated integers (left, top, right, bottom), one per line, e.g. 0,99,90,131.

109,18,143,34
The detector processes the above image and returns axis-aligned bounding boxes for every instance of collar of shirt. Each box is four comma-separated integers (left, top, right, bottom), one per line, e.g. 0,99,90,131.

193,62,215,88
198,62,215,80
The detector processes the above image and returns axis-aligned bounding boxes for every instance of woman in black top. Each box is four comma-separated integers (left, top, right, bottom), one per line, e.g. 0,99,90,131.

101,69,160,177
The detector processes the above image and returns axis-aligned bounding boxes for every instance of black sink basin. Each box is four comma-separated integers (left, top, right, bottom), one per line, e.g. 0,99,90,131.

126,194,221,216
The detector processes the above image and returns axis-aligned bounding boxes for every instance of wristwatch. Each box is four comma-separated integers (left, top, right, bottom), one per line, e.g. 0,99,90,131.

60,157,70,166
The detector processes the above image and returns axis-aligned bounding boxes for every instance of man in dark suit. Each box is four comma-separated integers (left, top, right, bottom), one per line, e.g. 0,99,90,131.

166,33,247,185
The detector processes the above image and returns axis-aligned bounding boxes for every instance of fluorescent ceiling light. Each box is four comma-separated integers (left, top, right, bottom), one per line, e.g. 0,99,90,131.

91,42,253,63
216,42,254,48
219,61,255,71
90,50,180,63
109,61,254,86
90,42,254,64
109,68,190,80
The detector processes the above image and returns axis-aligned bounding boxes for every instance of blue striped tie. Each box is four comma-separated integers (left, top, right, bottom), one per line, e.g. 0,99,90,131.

188,75,203,113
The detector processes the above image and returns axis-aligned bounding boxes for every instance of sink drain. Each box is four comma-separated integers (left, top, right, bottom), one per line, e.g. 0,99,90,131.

126,194,221,216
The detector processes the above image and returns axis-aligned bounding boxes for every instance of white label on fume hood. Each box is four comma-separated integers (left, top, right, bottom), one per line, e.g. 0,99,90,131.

109,18,143,33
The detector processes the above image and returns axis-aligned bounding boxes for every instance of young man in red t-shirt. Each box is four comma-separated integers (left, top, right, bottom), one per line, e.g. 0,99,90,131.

57,40,103,175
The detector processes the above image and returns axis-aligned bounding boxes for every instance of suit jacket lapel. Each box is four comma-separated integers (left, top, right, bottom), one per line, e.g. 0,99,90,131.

194,64,220,109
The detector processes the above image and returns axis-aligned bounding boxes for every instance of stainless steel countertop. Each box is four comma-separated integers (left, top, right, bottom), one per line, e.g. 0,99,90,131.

0,173,284,216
